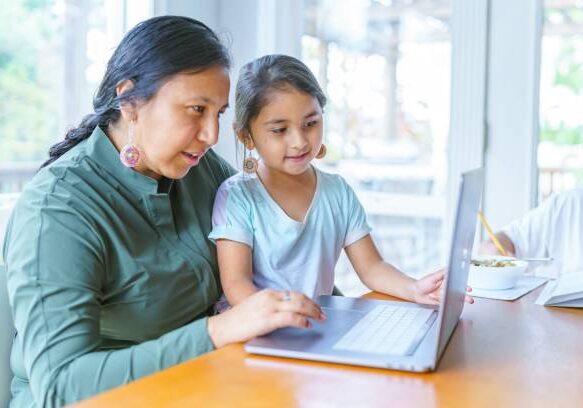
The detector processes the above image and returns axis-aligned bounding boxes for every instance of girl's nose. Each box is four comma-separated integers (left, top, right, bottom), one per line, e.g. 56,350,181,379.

289,128,309,149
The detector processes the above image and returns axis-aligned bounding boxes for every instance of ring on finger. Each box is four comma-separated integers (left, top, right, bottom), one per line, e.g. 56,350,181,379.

281,290,292,301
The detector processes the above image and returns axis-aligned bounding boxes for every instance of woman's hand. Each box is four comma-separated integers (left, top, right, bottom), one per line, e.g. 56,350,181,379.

207,289,326,348
412,270,474,305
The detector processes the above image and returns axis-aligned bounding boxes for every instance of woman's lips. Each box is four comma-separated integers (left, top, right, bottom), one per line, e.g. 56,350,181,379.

182,151,203,166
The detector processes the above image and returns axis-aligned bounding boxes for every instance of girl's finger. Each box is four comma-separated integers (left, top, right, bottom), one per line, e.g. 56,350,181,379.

428,270,445,281
430,275,444,285
424,296,439,305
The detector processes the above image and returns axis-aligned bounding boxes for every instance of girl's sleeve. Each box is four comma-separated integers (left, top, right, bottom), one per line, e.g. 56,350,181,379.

339,177,372,247
4,193,214,407
208,180,255,248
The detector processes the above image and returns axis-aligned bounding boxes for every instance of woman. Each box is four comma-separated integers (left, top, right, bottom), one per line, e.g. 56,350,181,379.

479,188,583,275
3,16,324,407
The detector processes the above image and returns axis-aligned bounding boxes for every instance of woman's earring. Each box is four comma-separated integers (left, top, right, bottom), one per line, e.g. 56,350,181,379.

119,120,140,167
243,156,258,173
316,144,327,159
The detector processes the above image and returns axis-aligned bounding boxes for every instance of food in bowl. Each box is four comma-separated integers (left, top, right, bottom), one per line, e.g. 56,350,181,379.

471,259,517,268
468,255,527,290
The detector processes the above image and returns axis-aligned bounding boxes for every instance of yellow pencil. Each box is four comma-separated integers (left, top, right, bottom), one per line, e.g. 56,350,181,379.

478,210,508,256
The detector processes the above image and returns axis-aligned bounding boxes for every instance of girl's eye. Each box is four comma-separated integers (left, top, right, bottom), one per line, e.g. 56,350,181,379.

271,128,286,134
190,105,205,113
305,120,319,127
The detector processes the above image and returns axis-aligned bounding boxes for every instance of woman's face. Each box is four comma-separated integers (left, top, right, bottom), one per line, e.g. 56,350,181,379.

132,65,230,180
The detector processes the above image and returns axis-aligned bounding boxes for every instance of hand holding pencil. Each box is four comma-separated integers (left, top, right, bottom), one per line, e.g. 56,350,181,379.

477,210,509,256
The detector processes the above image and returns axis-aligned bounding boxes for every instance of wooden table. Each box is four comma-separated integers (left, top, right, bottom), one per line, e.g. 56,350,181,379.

75,289,583,408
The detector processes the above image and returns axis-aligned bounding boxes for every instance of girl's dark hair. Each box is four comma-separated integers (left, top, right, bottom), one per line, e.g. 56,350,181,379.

42,15,230,168
234,54,326,134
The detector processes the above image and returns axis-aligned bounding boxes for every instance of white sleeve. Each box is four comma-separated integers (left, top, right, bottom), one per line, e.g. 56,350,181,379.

339,177,372,247
502,194,559,258
208,180,254,248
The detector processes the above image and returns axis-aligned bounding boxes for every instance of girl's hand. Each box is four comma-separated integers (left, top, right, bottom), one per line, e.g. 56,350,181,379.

207,289,327,348
412,270,474,305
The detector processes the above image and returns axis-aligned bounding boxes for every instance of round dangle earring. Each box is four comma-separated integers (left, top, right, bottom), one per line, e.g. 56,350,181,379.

243,154,258,174
316,144,327,159
119,120,140,167
242,136,258,173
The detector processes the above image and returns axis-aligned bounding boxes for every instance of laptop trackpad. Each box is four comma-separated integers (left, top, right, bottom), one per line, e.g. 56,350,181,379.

249,307,365,352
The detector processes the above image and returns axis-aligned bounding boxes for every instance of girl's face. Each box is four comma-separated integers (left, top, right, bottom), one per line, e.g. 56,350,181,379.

131,65,230,180
247,88,323,177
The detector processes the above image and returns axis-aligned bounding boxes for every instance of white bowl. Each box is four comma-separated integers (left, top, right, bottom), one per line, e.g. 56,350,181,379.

468,255,527,290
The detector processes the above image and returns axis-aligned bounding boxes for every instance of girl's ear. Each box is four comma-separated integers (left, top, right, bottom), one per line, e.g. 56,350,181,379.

116,79,137,122
234,126,255,150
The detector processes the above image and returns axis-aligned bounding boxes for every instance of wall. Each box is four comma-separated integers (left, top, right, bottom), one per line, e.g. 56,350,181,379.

484,0,542,228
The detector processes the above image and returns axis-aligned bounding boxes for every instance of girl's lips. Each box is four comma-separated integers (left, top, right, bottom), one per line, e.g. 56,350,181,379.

285,151,310,163
182,151,203,166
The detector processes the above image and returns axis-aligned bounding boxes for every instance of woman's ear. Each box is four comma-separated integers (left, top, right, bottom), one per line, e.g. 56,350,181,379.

115,79,137,122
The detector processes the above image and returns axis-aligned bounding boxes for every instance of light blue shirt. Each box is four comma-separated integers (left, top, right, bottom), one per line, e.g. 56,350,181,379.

209,167,371,299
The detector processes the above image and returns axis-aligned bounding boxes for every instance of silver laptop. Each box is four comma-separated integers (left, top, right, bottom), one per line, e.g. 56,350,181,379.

245,168,484,372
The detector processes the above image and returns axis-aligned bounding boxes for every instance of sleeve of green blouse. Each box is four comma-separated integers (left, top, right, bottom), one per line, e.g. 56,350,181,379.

5,191,214,407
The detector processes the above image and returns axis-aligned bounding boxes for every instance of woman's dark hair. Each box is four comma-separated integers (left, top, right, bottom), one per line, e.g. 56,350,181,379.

42,15,230,168
234,54,326,135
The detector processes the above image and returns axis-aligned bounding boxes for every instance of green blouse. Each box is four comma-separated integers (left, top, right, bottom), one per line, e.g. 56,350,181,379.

3,127,234,407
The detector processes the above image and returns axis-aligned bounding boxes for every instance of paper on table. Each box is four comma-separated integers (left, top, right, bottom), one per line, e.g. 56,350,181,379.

470,276,548,301
535,271,583,307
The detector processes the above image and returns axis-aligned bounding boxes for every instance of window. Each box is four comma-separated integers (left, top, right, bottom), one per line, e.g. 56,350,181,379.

303,0,452,295
0,0,152,194
538,0,583,201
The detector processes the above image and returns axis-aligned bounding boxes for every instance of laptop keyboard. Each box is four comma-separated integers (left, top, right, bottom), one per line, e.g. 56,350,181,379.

332,305,436,356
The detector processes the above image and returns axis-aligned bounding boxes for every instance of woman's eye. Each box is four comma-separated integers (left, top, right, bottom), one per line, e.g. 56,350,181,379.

190,105,205,113
305,120,318,127
271,128,286,134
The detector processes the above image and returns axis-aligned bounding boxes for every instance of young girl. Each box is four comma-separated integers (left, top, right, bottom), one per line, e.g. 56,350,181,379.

209,54,464,309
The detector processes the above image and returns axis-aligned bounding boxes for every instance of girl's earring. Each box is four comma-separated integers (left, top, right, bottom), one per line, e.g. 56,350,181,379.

316,144,327,159
243,155,258,174
119,120,140,167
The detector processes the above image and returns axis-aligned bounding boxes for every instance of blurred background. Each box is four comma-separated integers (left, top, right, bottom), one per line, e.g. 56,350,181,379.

1,0,582,295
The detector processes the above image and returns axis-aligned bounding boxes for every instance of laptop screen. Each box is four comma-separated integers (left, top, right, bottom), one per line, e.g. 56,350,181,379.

433,168,484,360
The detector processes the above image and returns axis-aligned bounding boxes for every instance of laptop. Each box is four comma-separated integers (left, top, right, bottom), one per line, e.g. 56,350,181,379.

245,168,484,372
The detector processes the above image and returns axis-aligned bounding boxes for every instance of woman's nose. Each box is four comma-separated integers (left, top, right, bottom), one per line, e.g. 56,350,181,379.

198,115,219,146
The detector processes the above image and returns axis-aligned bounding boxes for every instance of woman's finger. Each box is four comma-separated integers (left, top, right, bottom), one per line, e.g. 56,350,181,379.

274,311,311,329
276,292,326,321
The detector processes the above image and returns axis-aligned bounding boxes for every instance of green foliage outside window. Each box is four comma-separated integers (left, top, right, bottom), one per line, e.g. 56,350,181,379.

0,0,60,162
